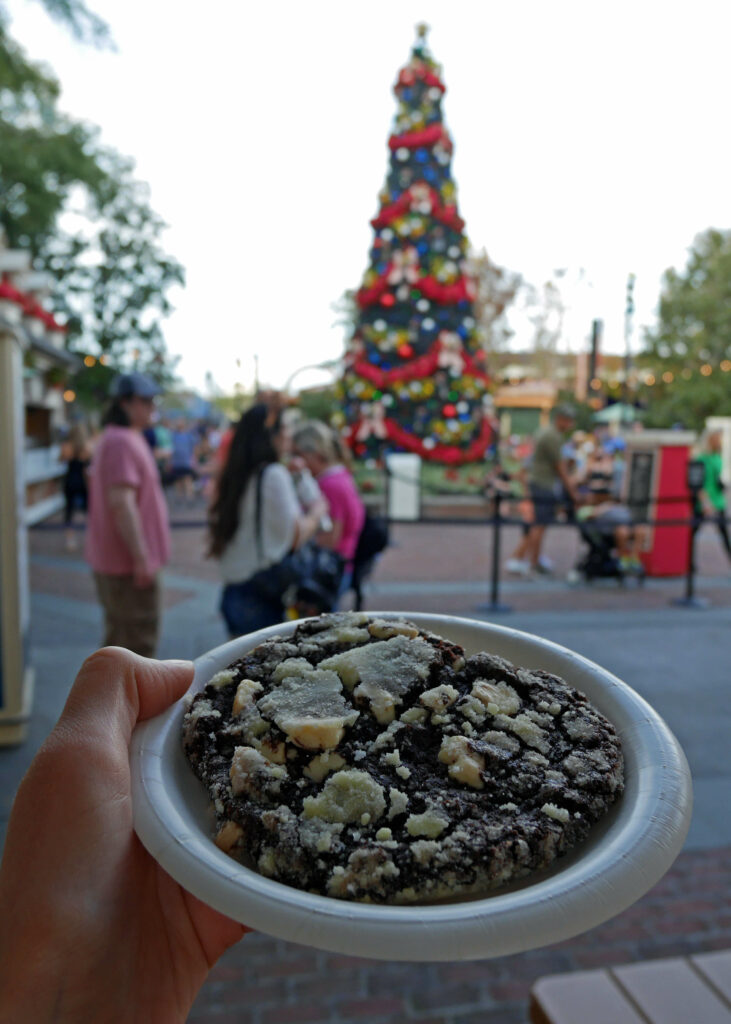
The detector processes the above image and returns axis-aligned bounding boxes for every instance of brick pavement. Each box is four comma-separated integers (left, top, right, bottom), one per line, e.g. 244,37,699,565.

187,844,731,1024
11,506,731,1023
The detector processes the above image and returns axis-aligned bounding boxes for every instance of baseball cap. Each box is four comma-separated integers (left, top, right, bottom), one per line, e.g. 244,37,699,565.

111,372,162,399
553,403,577,420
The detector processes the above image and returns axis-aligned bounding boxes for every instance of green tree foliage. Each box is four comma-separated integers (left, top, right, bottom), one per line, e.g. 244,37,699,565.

0,8,183,405
640,229,731,429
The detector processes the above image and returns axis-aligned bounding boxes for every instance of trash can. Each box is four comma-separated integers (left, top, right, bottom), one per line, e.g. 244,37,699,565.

386,453,421,522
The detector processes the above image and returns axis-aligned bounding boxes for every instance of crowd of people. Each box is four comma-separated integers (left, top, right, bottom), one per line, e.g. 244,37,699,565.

74,373,369,658
491,407,730,581
62,375,730,657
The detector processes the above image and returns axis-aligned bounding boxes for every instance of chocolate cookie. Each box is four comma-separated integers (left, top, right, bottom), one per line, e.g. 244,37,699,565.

182,613,624,903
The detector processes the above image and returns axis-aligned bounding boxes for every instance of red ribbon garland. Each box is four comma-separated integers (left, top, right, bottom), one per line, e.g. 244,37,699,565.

349,344,489,388
371,183,464,233
388,123,451,152
348,415,492,465
356,270,475,309
396,65,446,93
0,279,65,331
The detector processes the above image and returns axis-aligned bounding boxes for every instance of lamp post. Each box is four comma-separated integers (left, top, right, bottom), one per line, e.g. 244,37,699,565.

623,273,635,421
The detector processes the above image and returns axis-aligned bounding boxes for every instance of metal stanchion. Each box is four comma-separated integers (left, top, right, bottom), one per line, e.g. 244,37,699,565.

672,460,709,609
477,489,512,614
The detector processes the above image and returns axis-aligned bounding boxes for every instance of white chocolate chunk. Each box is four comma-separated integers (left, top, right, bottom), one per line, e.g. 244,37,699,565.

400,706,428,724
302,770,386,824
257,669,358,750
406,808,449,838
321,635,437,724
232,679,264,716
230,746,287,796
303,752,346,782
272,658,313,682
376,827,393,841
209,668,237,689
367,618,420,639
388,788,408,819
504,712,550,754
420,683,459,711
438,735,485,789
542,803,570,823
472,679,521,716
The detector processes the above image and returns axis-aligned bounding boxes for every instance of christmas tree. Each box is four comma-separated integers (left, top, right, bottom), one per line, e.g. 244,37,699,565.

336,25,492,465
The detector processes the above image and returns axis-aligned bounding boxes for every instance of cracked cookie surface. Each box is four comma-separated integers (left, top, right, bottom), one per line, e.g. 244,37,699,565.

182,613,624,903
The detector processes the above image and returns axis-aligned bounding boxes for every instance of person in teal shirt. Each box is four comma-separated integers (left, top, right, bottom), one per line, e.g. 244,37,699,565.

695,430,731,560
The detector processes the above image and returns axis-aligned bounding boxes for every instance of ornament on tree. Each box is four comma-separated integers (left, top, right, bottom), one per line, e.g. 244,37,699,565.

437,331,465,374
356,401,388,442
387,246,420,285
339,24,493,465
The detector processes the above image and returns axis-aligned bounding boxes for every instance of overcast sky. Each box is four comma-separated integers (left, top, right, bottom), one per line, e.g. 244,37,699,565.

8,0,731,393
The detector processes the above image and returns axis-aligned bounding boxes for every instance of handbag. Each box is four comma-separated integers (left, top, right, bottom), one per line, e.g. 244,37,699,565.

248,467,344,611
354,512,390,566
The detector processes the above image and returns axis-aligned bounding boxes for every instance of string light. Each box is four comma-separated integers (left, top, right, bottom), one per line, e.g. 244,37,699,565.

662,371,674,384
645,374,656,386
721,360,731,372
63,389,76,403
84,355,96,367
590,377,602,390
700,364,713,376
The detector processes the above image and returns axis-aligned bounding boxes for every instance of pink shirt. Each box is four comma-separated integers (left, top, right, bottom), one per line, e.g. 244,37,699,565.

318,465,365,563
85,426,170,575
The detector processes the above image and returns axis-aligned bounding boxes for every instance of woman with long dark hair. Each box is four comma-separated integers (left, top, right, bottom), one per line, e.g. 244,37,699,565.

208,404,327,637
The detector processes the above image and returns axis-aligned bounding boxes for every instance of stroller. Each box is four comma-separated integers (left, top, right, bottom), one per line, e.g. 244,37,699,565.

568,519,645,586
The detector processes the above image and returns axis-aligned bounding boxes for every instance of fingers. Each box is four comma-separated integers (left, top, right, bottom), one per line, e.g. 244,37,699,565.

59,647,194,749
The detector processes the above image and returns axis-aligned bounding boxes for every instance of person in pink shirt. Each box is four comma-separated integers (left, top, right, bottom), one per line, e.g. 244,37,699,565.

85,373,171,656
291,420,365,601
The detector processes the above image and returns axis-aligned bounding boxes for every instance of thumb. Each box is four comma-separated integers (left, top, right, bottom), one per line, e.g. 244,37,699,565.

59,647,194,749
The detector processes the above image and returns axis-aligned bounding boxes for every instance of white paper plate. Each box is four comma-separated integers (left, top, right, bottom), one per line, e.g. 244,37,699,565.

130,612,692,961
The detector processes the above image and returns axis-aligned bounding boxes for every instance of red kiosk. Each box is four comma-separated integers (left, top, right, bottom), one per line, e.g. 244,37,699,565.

624,430,696,576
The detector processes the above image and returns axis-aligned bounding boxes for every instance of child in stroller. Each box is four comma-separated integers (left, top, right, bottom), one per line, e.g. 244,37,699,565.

570,481,646,585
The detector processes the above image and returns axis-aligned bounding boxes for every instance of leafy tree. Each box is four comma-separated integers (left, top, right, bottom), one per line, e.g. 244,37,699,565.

639,228,731,429
0,6,183,405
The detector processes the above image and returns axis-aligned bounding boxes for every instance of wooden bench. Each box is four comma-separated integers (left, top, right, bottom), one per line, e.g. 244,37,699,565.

530,949,731,1024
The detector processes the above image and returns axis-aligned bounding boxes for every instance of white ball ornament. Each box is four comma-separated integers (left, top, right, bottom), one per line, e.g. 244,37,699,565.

423,437,436,450
381,229,394,241
422,318,435,330
396,148,410,161
448,246,461,258
374,319,387,331
416,299,430,312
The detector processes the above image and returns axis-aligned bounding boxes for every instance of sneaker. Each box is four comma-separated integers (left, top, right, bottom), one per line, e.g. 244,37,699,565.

506,558,531,576
535,556,554,574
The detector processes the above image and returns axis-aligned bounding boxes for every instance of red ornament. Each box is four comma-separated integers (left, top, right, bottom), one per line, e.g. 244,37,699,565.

443,404,457,417
380,293,396,307
397,344,413,358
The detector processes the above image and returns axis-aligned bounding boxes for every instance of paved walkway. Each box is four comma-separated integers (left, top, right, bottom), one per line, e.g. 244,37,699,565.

2,508,730,1023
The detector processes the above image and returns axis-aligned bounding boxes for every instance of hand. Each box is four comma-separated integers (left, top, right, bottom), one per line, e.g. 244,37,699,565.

133,556,155,588
0,648,247,1023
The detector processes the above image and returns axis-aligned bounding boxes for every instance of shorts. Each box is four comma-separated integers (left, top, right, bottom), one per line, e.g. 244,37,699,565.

529,483,559,526
93,572,161,658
